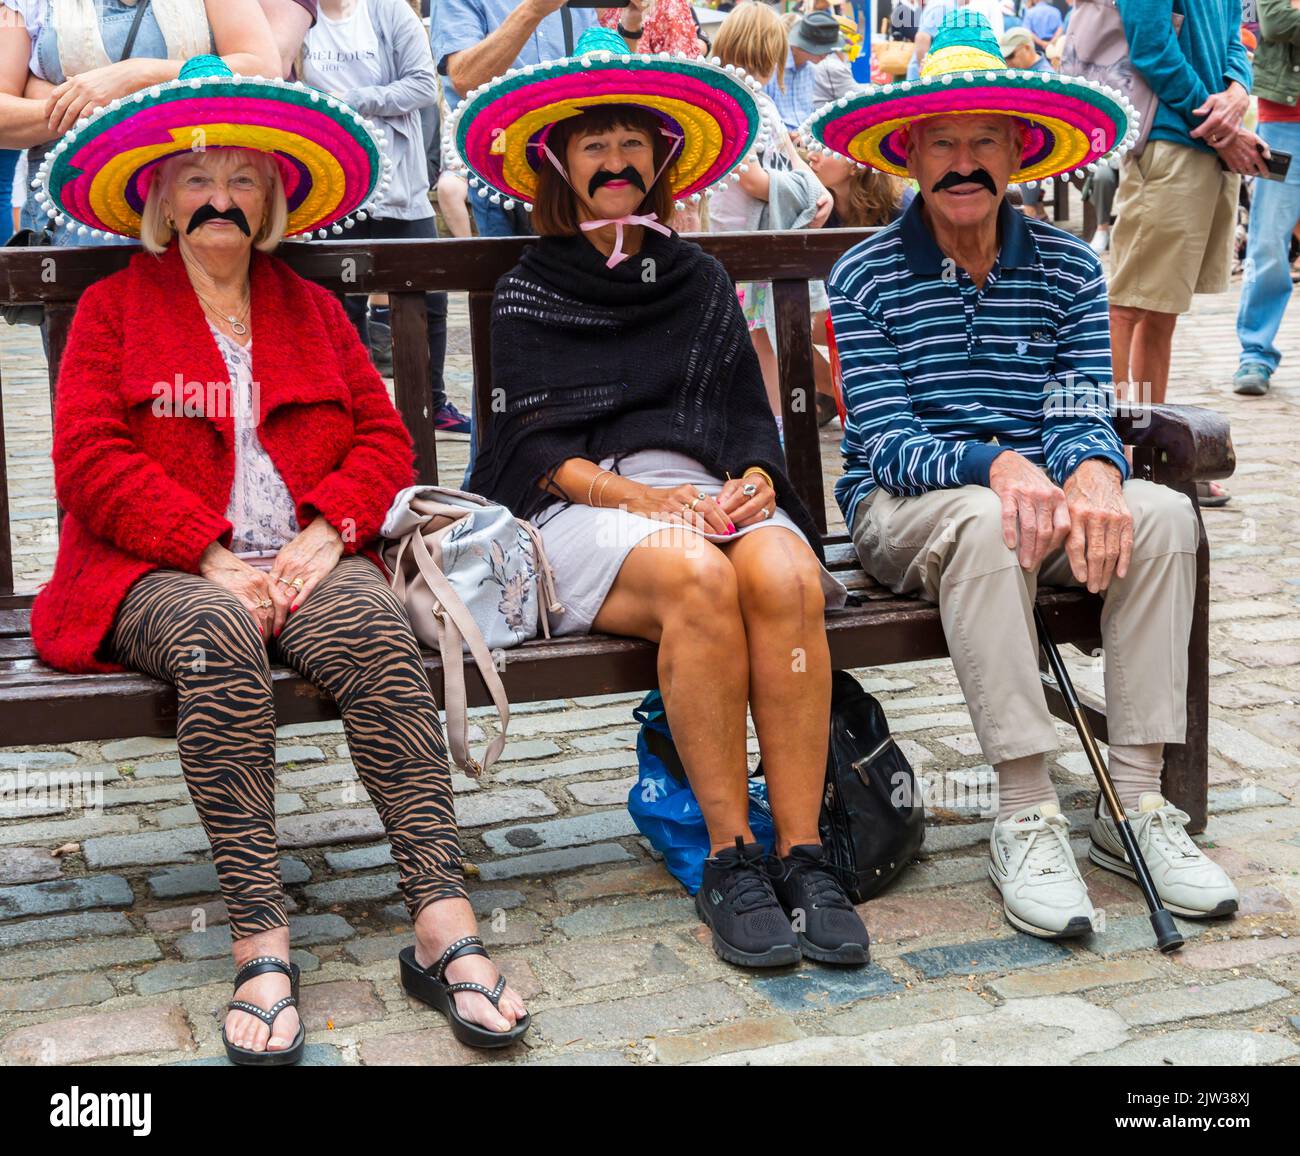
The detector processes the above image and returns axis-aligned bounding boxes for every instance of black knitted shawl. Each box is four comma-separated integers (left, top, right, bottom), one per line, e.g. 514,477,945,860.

468,227,824,559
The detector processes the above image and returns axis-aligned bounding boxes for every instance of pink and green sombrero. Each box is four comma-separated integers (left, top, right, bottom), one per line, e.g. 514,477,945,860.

35,54,388,240
449,26,766,211
804,10,1139,185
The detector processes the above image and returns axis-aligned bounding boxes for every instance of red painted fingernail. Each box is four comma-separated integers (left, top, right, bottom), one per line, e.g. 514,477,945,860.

290,603,298,613
729,523,736,533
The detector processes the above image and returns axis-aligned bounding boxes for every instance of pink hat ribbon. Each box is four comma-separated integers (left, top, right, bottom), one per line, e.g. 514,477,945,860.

579,212,673,267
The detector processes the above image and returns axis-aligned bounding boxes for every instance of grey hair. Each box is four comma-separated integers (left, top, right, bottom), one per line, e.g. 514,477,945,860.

139,148,289,255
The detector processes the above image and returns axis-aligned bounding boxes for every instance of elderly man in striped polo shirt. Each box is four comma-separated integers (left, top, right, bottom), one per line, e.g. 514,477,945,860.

815,11,1238,941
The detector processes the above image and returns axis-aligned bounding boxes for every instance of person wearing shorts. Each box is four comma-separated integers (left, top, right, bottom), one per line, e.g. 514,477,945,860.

1108,1,1269,416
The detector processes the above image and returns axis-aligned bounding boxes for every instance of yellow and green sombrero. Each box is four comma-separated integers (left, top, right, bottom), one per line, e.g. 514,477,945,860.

450,27,767,211
804,10,1139,186
36,54,388,240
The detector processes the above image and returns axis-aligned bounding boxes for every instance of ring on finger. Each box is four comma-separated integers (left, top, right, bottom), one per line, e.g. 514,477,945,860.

760,507,771,520
257,598,273,609
689,497,703,512
742,482,758,498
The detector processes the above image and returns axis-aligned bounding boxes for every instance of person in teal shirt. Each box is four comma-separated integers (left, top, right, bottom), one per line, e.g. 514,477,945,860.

1107,0,1270,508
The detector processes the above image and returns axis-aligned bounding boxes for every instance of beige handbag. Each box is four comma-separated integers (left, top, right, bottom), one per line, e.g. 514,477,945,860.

875,18,915,76
381,486,563,777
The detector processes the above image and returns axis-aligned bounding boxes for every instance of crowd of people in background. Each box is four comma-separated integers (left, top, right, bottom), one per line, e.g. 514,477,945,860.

0,0,1297,483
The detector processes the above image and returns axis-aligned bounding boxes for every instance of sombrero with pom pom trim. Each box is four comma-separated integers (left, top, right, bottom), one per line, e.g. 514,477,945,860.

36,54,387,241
802,10,1139,186
450,26,765,213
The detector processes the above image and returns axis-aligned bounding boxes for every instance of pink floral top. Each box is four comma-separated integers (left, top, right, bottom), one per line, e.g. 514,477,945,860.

598,0,704,57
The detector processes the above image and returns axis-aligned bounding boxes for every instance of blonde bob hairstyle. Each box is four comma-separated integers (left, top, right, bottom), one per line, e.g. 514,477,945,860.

713,2,789,90
140,147,289,255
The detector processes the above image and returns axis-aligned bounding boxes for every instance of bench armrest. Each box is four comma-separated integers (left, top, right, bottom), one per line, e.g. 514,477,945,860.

1113,403,1235,484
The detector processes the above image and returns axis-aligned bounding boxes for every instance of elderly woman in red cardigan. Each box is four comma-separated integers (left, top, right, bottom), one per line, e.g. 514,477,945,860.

30,58,527,1064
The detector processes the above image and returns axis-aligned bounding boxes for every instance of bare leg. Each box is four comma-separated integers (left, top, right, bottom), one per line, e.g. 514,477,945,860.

593,529,753,853
1110,303,1139,400
720,528,830,855
437,172,473,239
1128,308,1179,406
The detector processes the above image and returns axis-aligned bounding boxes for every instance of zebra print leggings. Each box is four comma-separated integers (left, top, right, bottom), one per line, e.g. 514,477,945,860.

112,555,466,940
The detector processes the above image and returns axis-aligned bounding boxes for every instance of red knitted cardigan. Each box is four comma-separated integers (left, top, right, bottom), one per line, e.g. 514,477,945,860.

30,243,416,674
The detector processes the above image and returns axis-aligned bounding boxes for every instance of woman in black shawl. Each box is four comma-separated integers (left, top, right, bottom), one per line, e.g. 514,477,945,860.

462,38,869,969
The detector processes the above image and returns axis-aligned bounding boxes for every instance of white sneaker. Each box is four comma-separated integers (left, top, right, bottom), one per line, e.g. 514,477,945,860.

1090,792,1239,918
1089,228,1110,254
989,802,1096,939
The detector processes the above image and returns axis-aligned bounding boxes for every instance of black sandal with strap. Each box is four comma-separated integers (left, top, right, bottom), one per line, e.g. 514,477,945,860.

399,936,530,1049
221,955,305,1066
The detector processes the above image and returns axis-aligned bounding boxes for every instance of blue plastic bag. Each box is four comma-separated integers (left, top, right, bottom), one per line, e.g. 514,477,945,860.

626,690,776,894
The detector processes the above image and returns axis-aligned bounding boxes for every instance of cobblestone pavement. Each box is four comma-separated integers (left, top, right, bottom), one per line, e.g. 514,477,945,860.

1,250,1299,1067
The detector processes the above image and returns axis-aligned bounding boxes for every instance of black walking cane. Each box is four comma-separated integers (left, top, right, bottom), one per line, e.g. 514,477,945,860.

1033,606,1184,954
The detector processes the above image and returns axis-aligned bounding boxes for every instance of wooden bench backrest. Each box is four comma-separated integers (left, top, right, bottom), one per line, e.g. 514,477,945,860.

0,229,878,599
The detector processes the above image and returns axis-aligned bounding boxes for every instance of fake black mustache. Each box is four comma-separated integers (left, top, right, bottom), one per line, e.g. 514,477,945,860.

588,166,647,197
932,168,997,195
186,203,252,235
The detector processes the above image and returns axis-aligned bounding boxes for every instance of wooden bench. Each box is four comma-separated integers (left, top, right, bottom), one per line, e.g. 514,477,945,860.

0,231,1233,830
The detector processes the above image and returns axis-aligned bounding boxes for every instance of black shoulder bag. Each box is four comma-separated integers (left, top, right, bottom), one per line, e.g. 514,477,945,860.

816,670,926,901
754,670,924,901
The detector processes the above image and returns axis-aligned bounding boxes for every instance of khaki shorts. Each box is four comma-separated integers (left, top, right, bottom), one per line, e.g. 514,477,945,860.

1108,139,1240,315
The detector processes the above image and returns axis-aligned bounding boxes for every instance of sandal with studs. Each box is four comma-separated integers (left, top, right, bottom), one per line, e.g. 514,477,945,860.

221,955,304,1066
399,936,530,1049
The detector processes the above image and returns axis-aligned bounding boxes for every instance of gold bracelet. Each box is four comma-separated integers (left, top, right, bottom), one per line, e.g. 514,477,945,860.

586,468,612,507
594,472,617,509
743,466,774,491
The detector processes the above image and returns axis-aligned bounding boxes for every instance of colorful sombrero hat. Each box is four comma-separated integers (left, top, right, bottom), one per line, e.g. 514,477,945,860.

803,10,1139,186
450,27,766,212
36,55,388,240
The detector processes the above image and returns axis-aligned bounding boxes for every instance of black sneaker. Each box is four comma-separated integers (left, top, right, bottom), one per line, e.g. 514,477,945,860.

771,844,870,965
696,837,800,968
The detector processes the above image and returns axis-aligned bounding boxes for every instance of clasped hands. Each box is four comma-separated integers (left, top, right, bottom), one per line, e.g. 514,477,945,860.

1190,82,1271,177
623,474,777,537
988,453,1133,594
198,516,345,640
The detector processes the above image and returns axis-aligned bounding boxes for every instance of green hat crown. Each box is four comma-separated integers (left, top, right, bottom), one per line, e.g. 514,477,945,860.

930,10,1003,59
179,54,234,81
574,27,628,57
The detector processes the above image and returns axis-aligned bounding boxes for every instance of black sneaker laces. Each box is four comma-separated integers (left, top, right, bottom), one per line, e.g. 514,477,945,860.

783,856,853,911
715,849,783,915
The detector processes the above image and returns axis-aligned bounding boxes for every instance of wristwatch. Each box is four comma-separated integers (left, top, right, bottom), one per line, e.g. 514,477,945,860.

617,21,644,40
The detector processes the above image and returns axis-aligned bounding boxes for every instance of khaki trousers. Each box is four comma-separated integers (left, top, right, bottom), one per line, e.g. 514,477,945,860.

850,480,1198,764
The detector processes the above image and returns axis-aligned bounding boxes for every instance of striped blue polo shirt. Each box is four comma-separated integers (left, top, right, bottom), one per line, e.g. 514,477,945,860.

829,194,1130,531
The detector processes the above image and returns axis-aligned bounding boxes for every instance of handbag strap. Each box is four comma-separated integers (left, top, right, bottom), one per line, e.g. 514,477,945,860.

407,527,510,775
120,0,153,63
514,517,565,640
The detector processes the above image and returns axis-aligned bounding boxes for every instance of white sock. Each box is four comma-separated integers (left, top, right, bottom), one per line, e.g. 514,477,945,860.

995,753,1058,821
1104,742,1164,816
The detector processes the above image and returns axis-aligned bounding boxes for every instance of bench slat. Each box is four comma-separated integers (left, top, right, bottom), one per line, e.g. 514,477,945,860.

0,588,1102,744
